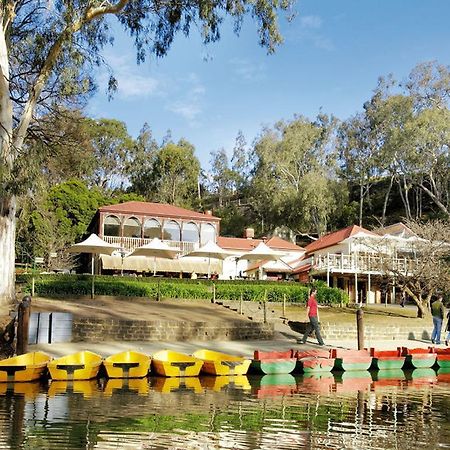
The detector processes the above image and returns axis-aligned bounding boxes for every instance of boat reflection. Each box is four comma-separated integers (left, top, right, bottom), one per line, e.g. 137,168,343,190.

333,370,372,393
200,375,251,392
296,371,334,394
437,367,450,383
151,376,203,393
103,377,150,396
0,381,43,399
404,368,438,387
48,379,101,398
251,374,297,398
371,369,406,390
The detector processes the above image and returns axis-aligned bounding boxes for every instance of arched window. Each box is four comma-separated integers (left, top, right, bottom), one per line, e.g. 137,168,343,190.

162,220,181,241
143,218,162,239
123,217,141,238
182,222,199,243
200,223,216,245
103,215,120,237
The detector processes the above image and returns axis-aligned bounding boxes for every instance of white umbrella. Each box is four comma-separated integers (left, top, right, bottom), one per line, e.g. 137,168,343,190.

127,238,179,275
68,234,119,298
238,241,286,279
185,240,234,278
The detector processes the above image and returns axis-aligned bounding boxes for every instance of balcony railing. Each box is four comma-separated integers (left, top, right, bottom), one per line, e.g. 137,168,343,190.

313,253,417,274
103,236,198,255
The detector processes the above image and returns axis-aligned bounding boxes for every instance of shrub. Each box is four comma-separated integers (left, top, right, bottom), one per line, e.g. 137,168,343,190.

20,274,348,304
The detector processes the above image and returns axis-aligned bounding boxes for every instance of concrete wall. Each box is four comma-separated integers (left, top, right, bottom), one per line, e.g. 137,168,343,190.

289,321,432,341
72,318,274,342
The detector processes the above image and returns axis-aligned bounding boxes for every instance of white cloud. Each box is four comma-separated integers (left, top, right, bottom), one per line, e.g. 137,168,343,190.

99,53,161,99
229,58,266,82
166,74,206,125
300,15,323,29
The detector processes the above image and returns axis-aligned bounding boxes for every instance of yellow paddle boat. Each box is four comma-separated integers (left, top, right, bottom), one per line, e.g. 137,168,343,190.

192,349,251,376
103,351,151,378
0,352,52,382
151,350,203,377
47,351,103,380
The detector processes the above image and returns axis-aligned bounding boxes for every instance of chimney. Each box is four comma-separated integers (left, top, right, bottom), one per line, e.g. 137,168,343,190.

205,210,212,216
244,227,254,239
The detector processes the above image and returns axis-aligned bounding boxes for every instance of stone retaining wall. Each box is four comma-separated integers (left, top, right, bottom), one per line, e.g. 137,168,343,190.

289,321,432,341
72,318,274,342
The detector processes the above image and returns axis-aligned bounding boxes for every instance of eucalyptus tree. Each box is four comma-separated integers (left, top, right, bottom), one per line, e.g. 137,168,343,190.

0,0,293,303
209,148,235,207
85,118,134,190
250,114,338,235
150,140,201,207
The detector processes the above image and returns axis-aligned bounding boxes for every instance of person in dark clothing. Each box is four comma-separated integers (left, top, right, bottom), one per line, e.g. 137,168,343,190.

300,288,325,346
431,294,445,345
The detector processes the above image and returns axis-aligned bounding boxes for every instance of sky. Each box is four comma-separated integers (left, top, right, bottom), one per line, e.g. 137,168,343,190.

87,0,450,171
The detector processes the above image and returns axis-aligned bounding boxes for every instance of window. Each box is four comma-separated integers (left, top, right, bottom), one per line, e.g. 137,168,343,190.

143,219,162,239
162,220,181,241
123,217,141,238
104,215,120,237
200,223,216,245
182,222,199,243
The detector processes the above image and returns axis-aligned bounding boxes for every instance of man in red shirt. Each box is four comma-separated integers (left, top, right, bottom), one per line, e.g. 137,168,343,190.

300,288,325,346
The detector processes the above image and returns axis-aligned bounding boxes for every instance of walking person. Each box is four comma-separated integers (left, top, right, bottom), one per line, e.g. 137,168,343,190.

431,294,445,345
300,288,325,346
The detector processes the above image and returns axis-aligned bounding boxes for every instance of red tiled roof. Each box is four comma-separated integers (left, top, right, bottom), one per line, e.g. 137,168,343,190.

291,263,312,275
217,236,304,252
99,201,220,221
217,236,262,251
265,236,304,251
304,225,377,254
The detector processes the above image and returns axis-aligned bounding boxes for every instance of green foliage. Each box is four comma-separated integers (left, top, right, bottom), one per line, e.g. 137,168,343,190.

20,274,348,304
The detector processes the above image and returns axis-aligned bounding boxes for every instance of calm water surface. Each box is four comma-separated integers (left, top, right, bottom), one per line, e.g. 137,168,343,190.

0,369,449,449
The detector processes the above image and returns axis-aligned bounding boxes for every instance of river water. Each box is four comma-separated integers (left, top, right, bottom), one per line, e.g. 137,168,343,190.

0,369,449,449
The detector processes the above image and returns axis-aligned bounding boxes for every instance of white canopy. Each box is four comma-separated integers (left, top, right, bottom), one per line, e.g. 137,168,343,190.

127,238,180,259
68,233,119,255
238,241,286,261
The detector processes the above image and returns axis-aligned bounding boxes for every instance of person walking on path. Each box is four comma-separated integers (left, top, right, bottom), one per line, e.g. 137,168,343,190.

300,288,325,346
431,294,445,345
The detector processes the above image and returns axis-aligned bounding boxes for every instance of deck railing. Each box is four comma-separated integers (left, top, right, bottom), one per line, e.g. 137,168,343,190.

103,236,198,255
313,253,417,274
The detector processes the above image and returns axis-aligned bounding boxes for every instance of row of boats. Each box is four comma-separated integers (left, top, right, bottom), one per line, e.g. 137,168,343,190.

0,346,449,383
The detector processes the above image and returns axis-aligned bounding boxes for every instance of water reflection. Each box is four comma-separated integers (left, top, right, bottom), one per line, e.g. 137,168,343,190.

0,369,448,449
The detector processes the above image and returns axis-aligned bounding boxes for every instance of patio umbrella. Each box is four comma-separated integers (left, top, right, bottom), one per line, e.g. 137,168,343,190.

185,240,234,278
127,238,179,275
238,241,286,279
68,234,119,298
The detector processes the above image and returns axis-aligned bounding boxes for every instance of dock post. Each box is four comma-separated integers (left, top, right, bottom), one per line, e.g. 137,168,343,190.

356,307,364,350
211,283,216,304
282,294,286,317
17,296,32,355
263,290,267,324
31,277,35,297
239,292,243,315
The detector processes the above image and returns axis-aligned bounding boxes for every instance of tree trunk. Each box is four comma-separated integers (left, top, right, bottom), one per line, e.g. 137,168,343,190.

381,174,394,225
0,195,16,305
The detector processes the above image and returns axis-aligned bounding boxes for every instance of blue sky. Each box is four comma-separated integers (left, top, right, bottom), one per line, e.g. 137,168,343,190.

88,0,450,171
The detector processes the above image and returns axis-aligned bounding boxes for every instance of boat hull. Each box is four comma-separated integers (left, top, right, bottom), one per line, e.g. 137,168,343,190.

103,351,151,378
251,359,297,375
297,357,334,373
152,350,202,377
193,349,251,376
47,351,102,380
0,352,51,382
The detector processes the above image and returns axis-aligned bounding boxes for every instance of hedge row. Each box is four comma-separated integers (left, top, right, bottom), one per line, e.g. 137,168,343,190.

20,274,349,304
